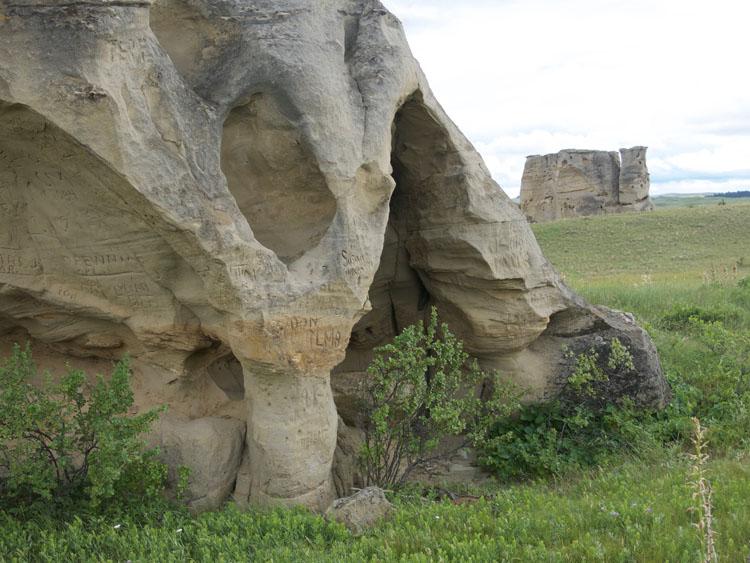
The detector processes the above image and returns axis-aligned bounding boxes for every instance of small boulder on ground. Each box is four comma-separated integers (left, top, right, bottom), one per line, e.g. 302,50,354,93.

325,487,394,534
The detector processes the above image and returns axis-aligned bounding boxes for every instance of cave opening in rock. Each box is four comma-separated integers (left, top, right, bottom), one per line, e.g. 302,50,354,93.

332,93,460,426
185,342,245,403
220,94,338,264
205,352,245,401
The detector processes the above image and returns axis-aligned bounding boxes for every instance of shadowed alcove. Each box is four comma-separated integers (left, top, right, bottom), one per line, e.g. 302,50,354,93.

331,93,463,426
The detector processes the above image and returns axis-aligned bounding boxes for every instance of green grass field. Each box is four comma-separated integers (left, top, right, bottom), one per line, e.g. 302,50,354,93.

2,456,749,562
533,200,750,286
533,201,750,352
2,201,749,562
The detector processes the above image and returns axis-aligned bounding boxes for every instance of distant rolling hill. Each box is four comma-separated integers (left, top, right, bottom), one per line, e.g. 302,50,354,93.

531,199,750,285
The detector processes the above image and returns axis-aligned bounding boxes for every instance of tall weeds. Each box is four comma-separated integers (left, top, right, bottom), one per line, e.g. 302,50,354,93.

688,418,718,563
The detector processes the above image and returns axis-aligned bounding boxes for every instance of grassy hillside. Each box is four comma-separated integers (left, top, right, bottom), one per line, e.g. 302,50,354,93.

533,201,750,334
533,201,750,284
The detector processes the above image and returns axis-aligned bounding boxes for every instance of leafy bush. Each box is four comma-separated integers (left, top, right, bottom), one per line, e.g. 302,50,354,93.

565,347,608,395
0,345,167,512
480,397,663,479
480,339,661,479
358,308,518,487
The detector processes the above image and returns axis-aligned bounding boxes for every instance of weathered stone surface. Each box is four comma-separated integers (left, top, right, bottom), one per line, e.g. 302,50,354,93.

520,147,655,222
532,299,671,409
325,487,393,534
619,147,651,205
0,0,669,510
332,417,365,498
151,415,246,512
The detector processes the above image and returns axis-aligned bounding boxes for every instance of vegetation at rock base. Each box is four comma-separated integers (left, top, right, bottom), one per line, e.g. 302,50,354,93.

1,199,749,561
0,348,169,515
0,457,748,561
358,307,518,487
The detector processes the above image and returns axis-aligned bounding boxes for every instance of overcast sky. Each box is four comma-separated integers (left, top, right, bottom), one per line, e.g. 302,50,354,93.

382,0,750,198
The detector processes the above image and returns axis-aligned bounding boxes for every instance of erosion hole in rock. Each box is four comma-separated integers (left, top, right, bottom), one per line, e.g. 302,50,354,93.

184,343,245,402
343,14,360,61
333,94,465,427
205,352,245,401
220,94,337,264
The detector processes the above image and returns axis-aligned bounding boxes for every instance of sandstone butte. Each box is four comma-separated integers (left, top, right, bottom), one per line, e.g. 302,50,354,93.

520,147,655,223
0,0,670,512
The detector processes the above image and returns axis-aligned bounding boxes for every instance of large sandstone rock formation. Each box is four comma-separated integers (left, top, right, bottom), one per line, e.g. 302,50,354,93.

520,148,654,222
0,0,669,510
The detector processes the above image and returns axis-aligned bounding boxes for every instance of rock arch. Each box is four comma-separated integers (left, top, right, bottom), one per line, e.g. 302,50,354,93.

0,0,669,513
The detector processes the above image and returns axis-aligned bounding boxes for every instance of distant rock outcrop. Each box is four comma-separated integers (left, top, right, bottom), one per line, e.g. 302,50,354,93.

520,147,654,222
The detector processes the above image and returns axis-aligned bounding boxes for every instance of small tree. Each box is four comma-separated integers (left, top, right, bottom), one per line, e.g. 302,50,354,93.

0,344,166,509
358,308,517,487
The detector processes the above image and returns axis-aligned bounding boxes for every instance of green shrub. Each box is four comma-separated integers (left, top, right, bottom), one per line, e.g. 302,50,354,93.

0,345,167,512
659,317,750,452
358,307,518,487
565,347,607,396
480,398,661,479
481,339,662,479
564,337,636,398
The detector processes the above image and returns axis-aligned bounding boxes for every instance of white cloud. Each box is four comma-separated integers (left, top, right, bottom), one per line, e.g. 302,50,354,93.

382,0,750,197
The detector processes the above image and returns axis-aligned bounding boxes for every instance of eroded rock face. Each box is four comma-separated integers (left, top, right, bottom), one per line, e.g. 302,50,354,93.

520,147,655,222
151,415,246,512
0,0,668,510
332,417,365,498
